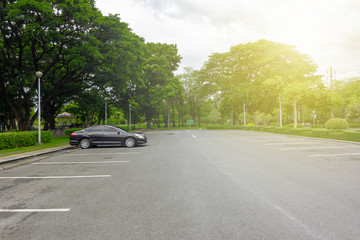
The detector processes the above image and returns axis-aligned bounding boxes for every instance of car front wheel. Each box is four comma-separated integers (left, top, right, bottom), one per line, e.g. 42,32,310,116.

125,137,136,148
80,138,91,149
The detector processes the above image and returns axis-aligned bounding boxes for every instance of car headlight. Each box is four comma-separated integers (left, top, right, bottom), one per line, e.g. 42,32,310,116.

134,133,145,139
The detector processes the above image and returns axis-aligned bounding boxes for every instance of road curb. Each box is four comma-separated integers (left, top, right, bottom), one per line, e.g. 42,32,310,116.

0,146,75,170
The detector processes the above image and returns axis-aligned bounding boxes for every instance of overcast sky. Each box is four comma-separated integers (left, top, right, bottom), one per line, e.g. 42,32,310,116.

96,0,360,81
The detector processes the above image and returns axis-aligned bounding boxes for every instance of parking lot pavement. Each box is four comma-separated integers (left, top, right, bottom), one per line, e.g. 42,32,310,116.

1,130,360,240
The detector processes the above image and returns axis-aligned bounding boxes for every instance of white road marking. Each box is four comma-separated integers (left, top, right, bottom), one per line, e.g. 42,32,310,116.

282,146,358,150
309,153,360,157
263,142,316,146
192,135,196,138
62,152,139,156
0,209,70,213
32,161,130,165
0,175,111,179
252,139,295,142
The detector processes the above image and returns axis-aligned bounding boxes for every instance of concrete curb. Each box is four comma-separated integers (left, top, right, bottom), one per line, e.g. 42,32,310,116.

0,146,75,169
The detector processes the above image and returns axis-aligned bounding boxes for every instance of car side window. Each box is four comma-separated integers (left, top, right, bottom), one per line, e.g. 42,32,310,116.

88,127,104,132
104,127,118,133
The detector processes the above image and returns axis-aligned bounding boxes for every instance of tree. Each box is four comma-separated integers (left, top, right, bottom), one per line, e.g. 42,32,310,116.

0,0,144,130
202,40,320,128
135,42,181,128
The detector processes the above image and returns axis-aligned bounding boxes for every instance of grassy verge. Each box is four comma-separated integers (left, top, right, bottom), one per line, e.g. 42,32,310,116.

0,136,70,158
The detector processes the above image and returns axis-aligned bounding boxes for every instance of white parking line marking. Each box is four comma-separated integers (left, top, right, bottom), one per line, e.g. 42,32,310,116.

32,161,130,165
309,153,360,157
192,135,196,138
0,175,111,179
263,142,316,146
0,209,70,213
282,146,358,150
62,152,139,156
252,139,295,142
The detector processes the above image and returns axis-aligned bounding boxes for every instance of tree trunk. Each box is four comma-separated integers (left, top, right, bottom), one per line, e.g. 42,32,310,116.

163,109,168,128
197,107,201,127
86,111,95,127
146,120,151,129
293,95,297,128
172,106,176,127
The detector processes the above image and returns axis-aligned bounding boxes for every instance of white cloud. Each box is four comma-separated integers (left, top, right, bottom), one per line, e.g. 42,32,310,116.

96,0,360,79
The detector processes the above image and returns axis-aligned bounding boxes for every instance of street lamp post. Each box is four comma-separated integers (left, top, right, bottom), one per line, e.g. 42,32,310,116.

129,104,131,131
35,71,43,144
279,93,283,128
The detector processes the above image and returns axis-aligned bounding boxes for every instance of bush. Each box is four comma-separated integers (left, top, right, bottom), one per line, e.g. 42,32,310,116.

343,131,360,142
327,131,344,140
247,123,255,127
311,129,330,138
311,124,325,128
65,128,83,136
283,123,303,128
118,125,136,131
325,118,349,130
0,131,52,150
206,126,242,130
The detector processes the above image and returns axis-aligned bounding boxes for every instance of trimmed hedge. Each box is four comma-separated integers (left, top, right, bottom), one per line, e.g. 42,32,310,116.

207,126,243,130
311,124,325,129
65,128,83,136
311,129,330,138
343,131,360,142
0,131,52,150
225,125,360,143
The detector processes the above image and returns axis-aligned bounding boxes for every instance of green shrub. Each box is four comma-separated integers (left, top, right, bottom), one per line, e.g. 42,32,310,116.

311,129,330,138
206,126,242,130
65,128,83,136
247,123,255,127
349,124,360,128
311,124,325,128
288,128,310,136
118,125,136,131
325,118,349,130
343,131,360,142
327,131,344,140
0,131,52,150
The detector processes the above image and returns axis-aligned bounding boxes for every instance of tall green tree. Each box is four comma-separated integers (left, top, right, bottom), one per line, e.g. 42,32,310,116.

0,0,143,130
135,42,181,128
201,40,320,127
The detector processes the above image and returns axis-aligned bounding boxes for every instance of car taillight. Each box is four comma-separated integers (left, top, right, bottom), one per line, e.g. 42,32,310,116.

71,132,76,136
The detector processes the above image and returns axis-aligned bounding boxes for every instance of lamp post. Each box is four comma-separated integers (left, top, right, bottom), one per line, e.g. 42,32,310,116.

104,97,108,125
129,104,131,131
35,71,43,144
279,93,282,128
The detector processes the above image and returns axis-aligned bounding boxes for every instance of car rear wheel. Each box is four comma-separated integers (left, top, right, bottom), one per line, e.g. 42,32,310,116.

125,137,136,148
80,138,91,149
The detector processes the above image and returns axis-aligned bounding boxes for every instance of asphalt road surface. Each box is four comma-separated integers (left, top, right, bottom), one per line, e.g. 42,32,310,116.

1,130,360,240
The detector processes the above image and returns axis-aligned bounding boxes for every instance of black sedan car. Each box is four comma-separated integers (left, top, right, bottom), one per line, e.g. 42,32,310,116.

70,125,147,149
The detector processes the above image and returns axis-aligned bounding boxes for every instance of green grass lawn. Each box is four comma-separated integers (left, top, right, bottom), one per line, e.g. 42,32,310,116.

0,136,70,157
